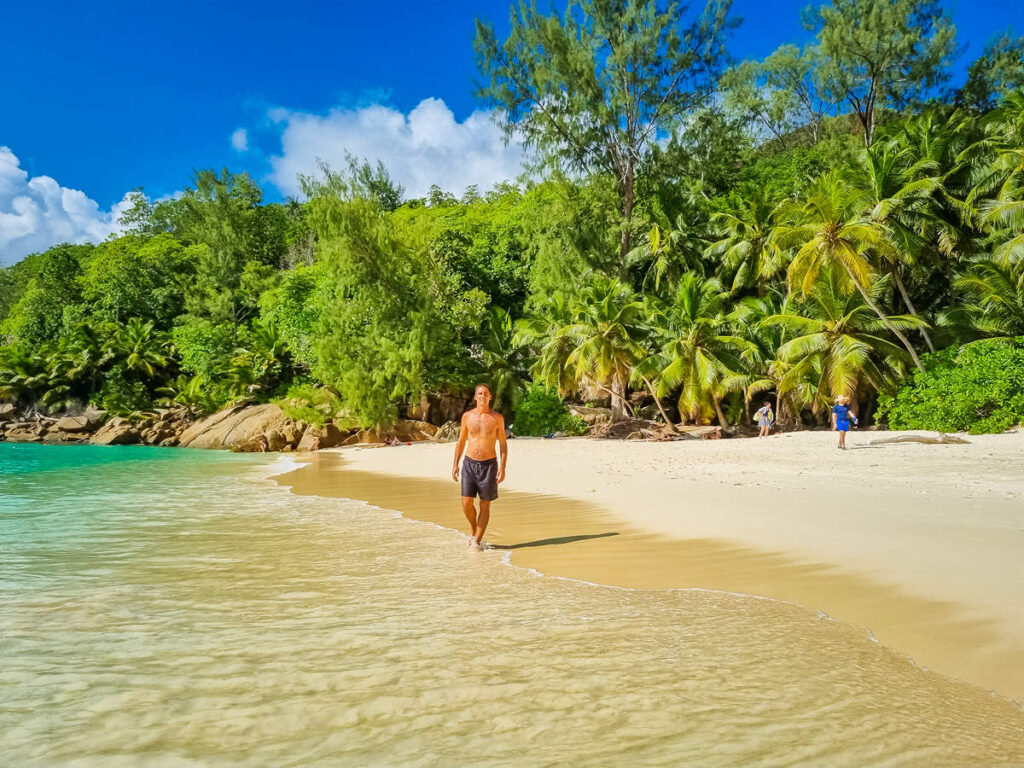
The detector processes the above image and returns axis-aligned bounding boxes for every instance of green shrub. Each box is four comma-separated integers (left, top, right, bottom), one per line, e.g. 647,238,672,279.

171,321,235,381
876,338,1024,434
276,382,346,428
512,385,587,436
97,367,153,415
160,374,232,415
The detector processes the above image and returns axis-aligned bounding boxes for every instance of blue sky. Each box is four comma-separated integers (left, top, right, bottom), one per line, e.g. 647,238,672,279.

1,0,1022,263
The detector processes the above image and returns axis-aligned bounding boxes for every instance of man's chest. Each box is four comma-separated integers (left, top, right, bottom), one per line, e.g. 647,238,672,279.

467,414,497,435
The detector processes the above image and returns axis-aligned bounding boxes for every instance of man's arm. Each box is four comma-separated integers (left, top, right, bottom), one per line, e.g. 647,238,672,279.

496,414,508,483
452,414,468,481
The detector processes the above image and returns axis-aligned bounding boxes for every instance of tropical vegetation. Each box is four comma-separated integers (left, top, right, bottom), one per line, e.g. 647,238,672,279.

2,0,1024,434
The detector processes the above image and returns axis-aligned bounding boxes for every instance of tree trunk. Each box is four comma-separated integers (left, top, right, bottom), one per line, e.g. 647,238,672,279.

641,376,677,432
714,397,728,428
676,399,689,427
892,268,935,353
609,373,629,423
851,86,877,147
619,163,635,264
863,88,876,147
846,268,925,371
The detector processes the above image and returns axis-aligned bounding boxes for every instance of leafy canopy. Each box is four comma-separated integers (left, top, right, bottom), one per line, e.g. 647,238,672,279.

475,0,734,256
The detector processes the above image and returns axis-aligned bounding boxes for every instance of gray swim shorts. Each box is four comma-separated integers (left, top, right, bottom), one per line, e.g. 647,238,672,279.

461,456,498,501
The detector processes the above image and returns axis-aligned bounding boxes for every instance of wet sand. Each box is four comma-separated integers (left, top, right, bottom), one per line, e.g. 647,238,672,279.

275,430,1024,703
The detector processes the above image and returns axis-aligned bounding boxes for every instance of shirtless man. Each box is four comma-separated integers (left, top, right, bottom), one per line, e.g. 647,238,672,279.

452,384,508,549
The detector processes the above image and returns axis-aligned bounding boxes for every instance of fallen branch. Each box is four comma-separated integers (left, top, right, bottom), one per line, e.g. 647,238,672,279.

870,433,970,446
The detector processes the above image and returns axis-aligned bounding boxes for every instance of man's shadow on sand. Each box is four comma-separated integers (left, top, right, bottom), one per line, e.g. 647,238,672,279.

491,532,619,550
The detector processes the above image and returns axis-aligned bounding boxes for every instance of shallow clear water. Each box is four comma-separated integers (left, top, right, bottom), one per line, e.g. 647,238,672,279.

2,443,1022,766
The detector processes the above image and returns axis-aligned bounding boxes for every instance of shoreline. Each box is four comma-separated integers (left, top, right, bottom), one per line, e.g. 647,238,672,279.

274,430,1024,703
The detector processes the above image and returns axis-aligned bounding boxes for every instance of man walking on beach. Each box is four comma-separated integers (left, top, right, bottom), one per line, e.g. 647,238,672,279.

452,384,508,549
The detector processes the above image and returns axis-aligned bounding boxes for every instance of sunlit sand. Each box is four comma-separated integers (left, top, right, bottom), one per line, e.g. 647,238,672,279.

278,429,1024,702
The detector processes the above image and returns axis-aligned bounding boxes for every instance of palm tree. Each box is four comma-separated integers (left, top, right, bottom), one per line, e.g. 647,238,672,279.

704,186,785,295
896,110,972,177
726,290,793,425
974,91,1024,265
763,270,924,416
625,210,710,291
943,260,1024,339
773,171,927,371
622,198,712,290
515,291,579,397
563,275,647,422
896,109,985,260
113,319,171,380
158,375,222,415
228,321,291,395
639,274,755,426
63,323,115,397
847,141,944,351
0,343,70,414
478,307,529,412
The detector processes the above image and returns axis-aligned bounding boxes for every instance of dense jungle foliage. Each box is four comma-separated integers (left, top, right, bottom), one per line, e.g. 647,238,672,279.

3,0,1024,434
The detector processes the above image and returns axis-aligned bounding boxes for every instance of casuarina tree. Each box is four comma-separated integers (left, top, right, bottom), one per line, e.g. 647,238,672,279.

474,0,734,263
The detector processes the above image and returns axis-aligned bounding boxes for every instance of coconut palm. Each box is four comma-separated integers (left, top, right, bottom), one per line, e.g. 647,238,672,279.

478,306,529,412
726,290,795,424
895,110,972,177
773,171,927,371
763,270,924,416
158,375,223,415
704,186,785,295
639,274,756,426
625,214,709,292
973,92,1024,265
228,321,292,395
515,291,579,397
0,344,71,413
113,319,171,380
895,109,985,258
63,323,115,397
943,260,1024,339
847,141,944,351
563,275,647,422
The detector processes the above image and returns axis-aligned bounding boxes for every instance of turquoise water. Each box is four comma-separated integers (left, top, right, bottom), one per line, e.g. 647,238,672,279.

1,443,258,561
2,443,1023,766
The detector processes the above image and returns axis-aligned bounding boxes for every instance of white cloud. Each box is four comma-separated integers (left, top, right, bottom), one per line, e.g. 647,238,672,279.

231,128,249,152
0,147,130,266
266,97,525,199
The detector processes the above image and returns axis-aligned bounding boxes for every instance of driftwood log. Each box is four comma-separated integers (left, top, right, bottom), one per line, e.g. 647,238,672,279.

870,433,970,446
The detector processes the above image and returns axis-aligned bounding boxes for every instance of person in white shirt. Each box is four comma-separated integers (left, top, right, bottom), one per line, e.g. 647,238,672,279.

755,401,774,438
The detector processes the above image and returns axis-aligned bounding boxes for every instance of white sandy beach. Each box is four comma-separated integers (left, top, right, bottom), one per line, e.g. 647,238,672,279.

299,429,1024,701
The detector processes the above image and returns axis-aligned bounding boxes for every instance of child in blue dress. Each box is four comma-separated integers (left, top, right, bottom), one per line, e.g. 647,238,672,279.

831,395,858,449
